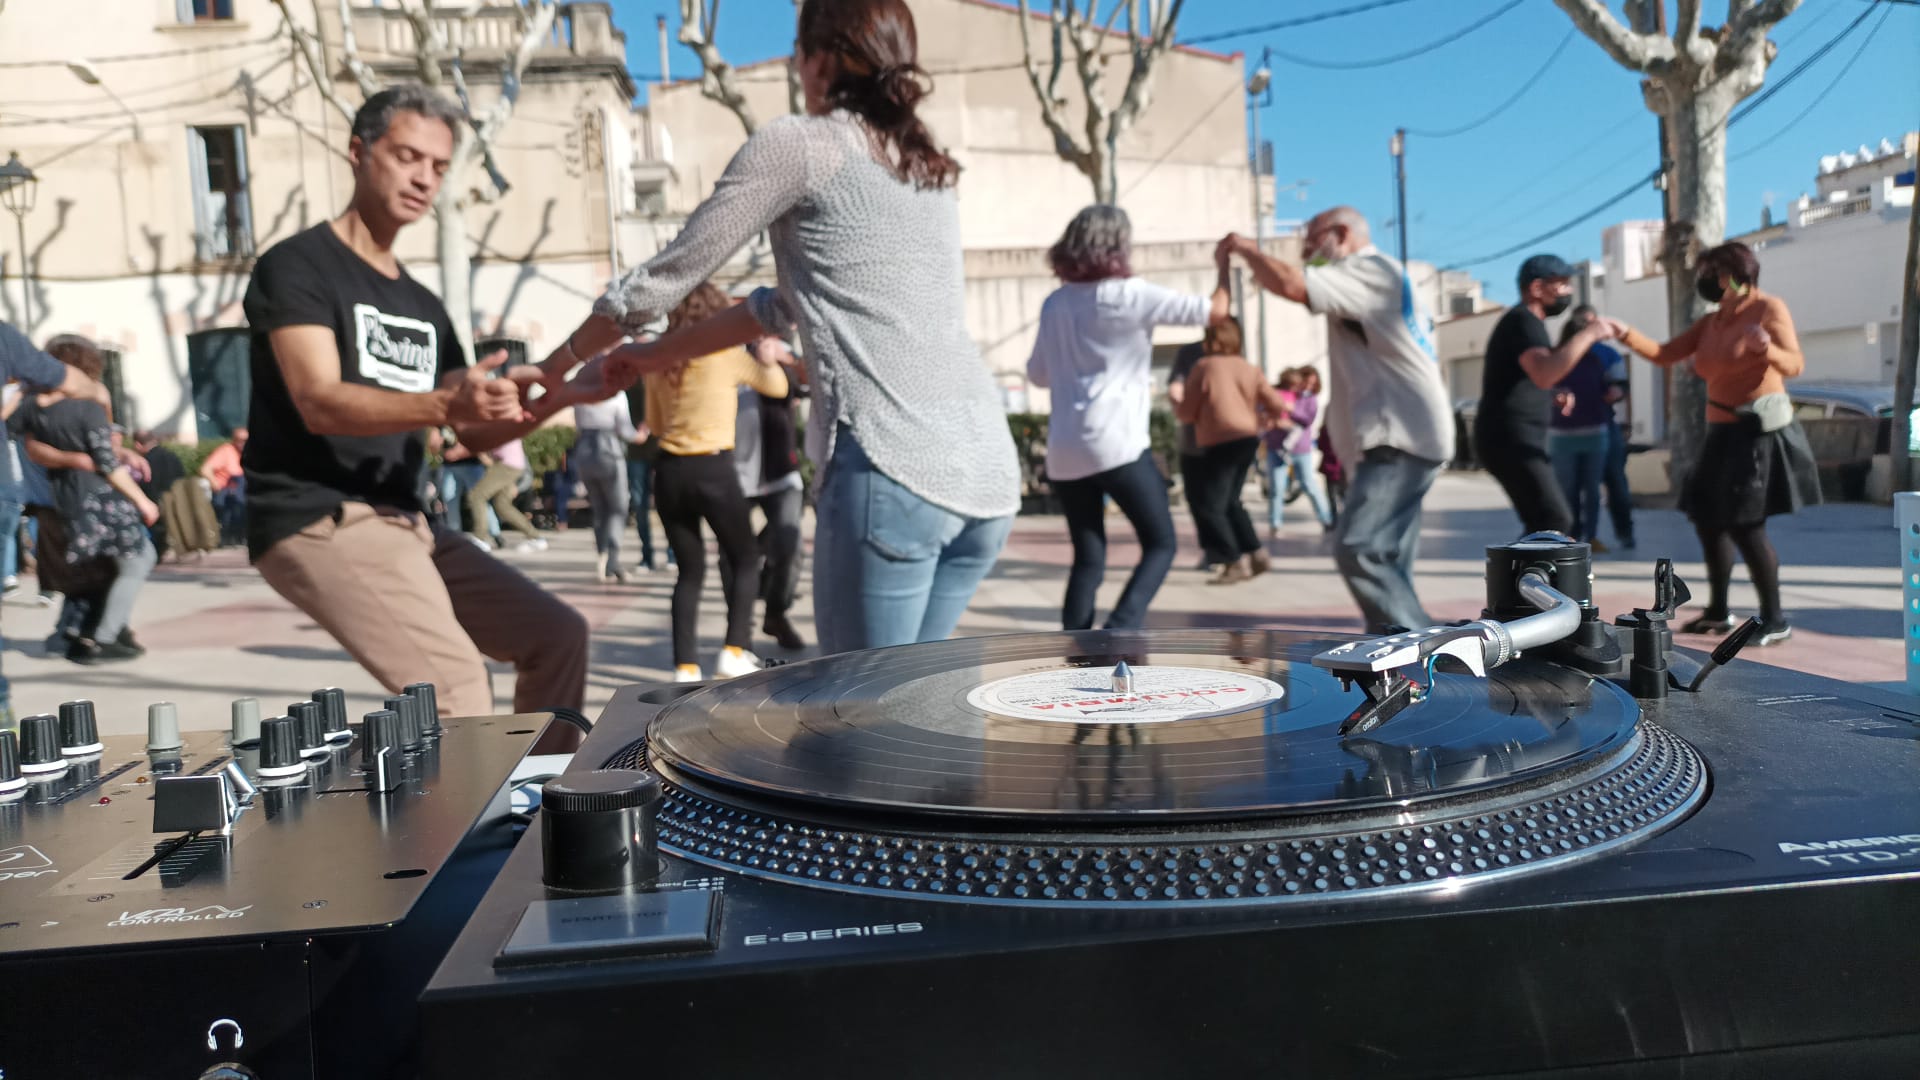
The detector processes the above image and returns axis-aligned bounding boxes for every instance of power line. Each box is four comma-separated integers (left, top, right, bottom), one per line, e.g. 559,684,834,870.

1440,170,1658,270
1437,0,1890,270
1180,0,1429,47
1724,0,1886,129
1404,27,1577,138
0,31,283,69
1732,2,1895,162
1259,0,1527,70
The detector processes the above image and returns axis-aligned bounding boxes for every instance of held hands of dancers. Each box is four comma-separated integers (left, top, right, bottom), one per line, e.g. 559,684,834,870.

441,349,532,425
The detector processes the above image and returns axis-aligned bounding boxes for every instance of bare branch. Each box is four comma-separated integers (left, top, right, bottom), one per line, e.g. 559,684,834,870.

678,0,758,135
1731,0,1801,36
1623,0,1659,35
1015,0,1092,170
1111,0,1183,141
1551,0,1673,71
1674,0,1702,47
334,0,381,97
272,0,357,122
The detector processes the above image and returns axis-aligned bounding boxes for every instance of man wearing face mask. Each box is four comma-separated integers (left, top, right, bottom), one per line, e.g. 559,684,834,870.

1218,207,1453,634
1475,255,1620,537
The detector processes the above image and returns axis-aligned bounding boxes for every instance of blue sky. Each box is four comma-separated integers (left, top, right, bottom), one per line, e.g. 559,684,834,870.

607,0,1917,304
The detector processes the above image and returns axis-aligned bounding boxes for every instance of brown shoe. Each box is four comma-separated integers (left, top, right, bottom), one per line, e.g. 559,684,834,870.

1248,550,1272,576
1207,557,1251,585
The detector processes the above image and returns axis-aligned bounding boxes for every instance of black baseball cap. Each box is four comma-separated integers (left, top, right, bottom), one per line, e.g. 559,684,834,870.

1517,254,1575,289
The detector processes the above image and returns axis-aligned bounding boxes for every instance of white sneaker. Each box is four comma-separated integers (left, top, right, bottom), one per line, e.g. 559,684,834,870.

672,666,705,683
466,535,492,553
511,537,548,553
714,648,763,679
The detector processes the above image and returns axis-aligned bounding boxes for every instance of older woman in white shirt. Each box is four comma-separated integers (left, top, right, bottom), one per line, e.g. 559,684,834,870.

1027,205,1230,630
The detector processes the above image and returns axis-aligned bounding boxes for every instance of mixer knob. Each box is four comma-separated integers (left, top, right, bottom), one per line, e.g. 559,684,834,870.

230,697,262,747
0,729,24,793
147,701,183,752
403,682,442,737
385,695,424,751
288,701,327,758
540,770,664,894
19,714,65,774
58,699,103,756
256,717,305,777
361,709,401,763
313,687,352,743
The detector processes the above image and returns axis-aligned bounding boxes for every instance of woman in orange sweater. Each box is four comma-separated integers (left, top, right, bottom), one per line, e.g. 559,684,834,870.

1610,241,1818,645
1173,317,1289,584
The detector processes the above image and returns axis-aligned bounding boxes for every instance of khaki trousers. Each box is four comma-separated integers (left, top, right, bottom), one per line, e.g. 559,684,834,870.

255,502,587,721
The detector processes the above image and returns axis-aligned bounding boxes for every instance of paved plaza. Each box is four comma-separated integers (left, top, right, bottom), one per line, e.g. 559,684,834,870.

6,471,1906,739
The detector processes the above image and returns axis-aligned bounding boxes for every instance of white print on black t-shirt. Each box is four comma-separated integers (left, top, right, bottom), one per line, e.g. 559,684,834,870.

352,303,437,392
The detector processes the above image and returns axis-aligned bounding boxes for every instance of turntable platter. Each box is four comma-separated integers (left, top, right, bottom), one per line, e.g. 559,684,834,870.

645,629,1641,821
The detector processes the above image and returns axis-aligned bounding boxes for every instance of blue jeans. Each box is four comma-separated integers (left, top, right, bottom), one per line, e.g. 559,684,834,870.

812,431,1013,655
1266,446,1333,529
625,456,657,568
0,493,21,581
1603,423,1635,545
1334,446,1441,634
1549,431,1608,543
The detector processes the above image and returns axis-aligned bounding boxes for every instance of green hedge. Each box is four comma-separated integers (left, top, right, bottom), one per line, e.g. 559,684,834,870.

522,425,576,478
172,438,231,480
1006,409,1179,494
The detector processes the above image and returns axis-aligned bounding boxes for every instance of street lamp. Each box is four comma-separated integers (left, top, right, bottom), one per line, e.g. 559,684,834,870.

1246,49,1273,369
0,152,38,330
66,59,144,142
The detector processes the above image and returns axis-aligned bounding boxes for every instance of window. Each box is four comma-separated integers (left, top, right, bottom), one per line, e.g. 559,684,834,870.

178,0,236,21
476,338,528,366
189,126,253,260
187,329,250,437
99,349,133,432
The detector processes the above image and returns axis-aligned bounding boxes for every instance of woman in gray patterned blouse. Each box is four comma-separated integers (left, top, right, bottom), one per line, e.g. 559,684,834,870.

533,0,1019,655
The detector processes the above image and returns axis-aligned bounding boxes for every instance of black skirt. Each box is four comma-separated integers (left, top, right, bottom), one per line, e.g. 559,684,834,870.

1680,419,1822,529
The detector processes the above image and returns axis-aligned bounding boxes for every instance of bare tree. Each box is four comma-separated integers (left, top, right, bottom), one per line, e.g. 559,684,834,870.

678,0,760,135
273,0,556,363
1554,0,1801,485
1014,0,1188,205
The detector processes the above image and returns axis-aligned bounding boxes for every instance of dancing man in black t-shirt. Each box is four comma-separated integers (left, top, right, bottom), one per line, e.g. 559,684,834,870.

1474,255,1621,537
242,86,613,741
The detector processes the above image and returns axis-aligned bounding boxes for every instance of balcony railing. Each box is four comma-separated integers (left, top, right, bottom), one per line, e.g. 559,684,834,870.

352,4,621,64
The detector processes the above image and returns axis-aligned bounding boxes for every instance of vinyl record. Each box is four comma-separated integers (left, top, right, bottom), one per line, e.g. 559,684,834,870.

645,629,1641,822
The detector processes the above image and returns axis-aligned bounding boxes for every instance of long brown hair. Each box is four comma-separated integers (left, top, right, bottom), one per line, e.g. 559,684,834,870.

667,281,731,333
797,0,959,190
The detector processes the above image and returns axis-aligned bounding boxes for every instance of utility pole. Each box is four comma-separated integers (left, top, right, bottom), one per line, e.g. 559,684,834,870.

1391,128,1408,268
1246,50,1272,373
1894,174,1919,493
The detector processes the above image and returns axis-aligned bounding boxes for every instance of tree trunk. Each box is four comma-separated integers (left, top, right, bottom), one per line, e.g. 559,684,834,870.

1087,141,1115,205
1659,86,1732,495
435,136,478,366
1895,183,1920,493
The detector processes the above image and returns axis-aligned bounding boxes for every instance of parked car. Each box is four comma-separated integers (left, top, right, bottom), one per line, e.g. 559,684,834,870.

1789,381,1894,502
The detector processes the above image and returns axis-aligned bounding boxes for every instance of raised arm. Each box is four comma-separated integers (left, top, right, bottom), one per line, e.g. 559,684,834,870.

541,120,815,383
605,305,767,386
1221,234,1307,305
1615,318,1707,369
1518,321,1618,390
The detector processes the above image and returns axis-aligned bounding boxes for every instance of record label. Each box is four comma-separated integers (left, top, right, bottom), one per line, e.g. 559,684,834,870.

964,666,1285,724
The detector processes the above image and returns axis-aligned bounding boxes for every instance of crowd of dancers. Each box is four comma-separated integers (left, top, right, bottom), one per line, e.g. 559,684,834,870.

0,0,1820,736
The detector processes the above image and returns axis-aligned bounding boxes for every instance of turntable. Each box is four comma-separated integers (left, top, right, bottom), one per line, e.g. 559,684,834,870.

422,537,1920,1078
